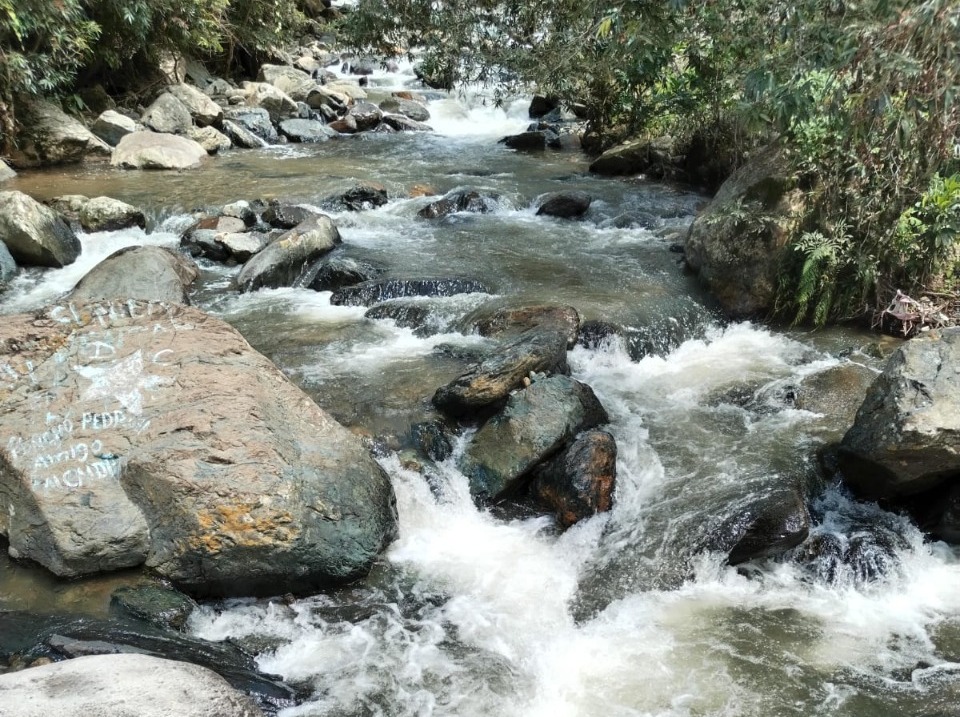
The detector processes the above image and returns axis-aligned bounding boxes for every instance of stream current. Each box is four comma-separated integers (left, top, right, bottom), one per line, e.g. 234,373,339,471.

3,65,960,717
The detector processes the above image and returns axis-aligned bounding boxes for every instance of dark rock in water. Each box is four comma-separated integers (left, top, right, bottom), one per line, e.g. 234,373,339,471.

181,228,229,262
365,300,432,333
221,119,267,149
792,527,907,584
262,203,320,229
0,241,18,285
411,421,453,462
331,277,489,307
528,95,559,118
224,107,279,144
337,182,388,211
839,328,960,501
301,256,381,292
723,488,810,565
0,190,81,268
577,320,623,349
535,191,592,219
277,118,336,143
382,114,432,132
794,362,878,429
110,584,199,631
433,327,572,418
501,132,548,151
461,302,580,348
589,136,676,177
531,429,617,527
69,246,199,305
236,215,341,291
0,611,299,711
458,376,609,502
418,189,499,219
328,114,358,134
349,102,383,131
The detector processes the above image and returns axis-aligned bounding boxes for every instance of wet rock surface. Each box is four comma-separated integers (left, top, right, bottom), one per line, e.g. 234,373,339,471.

68,246,199,304
531,429,617,527
0,190,81,268
236,215,341,291
331,277,490,307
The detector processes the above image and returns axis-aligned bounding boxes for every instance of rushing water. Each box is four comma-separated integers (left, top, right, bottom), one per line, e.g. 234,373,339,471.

3,65,960,717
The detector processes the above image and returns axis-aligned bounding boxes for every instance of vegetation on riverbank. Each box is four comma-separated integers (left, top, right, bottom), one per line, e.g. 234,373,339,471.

345,0,960,327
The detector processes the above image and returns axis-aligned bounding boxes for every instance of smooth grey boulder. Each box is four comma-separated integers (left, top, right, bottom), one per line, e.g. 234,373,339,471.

378,97,430,122
49,195,146,233
167,83,224,127
0,190,81,267
382,114,432,132
221,119,267,149
839,328,960,499
531,429,617,527
111,132,208,170
68,246,199,304
302,256,381,292
536,191,592,219
188,126,232,154
433,326,571,418
0,301,397,596
236,215,341,291
218,232,270,262
348,102,383,131
8,99,111,168
278,118,336,143
91,110,140,146
458,375,609,502
0,654,263,717
241,82,298,123
142,92,194,134
331,277,490,307
0,240,16,284
0,159,15,182
224,107,278,143
257,64,318,102
262,203,320,229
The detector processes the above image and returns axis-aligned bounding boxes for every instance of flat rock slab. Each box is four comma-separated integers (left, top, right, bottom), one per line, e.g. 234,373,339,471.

0,300,397,596
0,654,262,717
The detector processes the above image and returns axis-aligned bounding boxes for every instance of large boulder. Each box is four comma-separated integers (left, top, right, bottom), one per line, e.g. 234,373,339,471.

0,241,16,284
142,92,194,134
418,189,499,219
0,159,15,182
91,110,140,146
68,246,199,304
331,277,490,307
257,64,318,102
588,136,676,177
241,82,298,124
459,301,581,347
348,102,383,131
531,429,617,527
8,100,111,168
0,301,397,595
301,256,382,292
0,655,262,717
458,375,608,502
221,119,267,149
0,191,81,267
224,107,279,144
684,144,804,317
166,83,224,127
838,328,960,500
49,195,146,233
378,97,430,122
433,326,571,418
111,132,208,170
278,118,336,143
535,191,592,219
236,215,341,291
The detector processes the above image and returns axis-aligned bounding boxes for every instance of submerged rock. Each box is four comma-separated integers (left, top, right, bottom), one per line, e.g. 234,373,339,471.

433,326,571,418
381,115,432,132
460,302,581,347
68,246,198,304
301,256,382,292
335,182,389,211
236,215,341,291
535,191,592,219
0,654,264,717
531,429,617,527
725,488,810,565
459,376,609,502
0,190,81,267
418,189,499,219
110,584,199,631
0,301,397,596
364,300,433,333
330,277,490,307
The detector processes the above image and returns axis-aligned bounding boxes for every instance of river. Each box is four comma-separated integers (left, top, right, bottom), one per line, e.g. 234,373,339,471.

2,63,960,717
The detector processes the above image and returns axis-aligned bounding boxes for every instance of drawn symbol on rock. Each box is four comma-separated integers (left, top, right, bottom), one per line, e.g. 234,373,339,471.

73,350,173,415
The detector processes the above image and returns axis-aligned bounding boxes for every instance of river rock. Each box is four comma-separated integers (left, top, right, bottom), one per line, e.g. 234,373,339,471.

458,376,608,502
0,241,16,285
0,654,263,717
588,136,676,177
336,182,388,211
725,488,811,565
460,302,580,347
68,246,199,304
219,232,270,262
236,215,341,291
529,95,559,118
0,191,81,267
410,421,453,462
222,200,257,226
142,92,193,134
8,100,111,168
278,118,336,143
305,86,349,114
167,84,224,127
0,301,397,595
221,119,267,149
378,97,430,122
684,144,804,317
111,132,208,170
502,131,549,151
111,584,199,630
179,228,227,262
364,300,434,333
241,82,298,123
257,64,317,102
301,256,381,291
224,108,278,143
418,189,498,219
331,277,490,307
531,429,617,527
188,126,232,154
794,362,878,428
91,110,140,146
324,81,368,102
838,328,960,500
49,195,146,233
535,191,592,219
0,160,14,183
382,115,433,132
262,203,320,229
433,326,571,418
329,114,358,133
348,102,383,131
